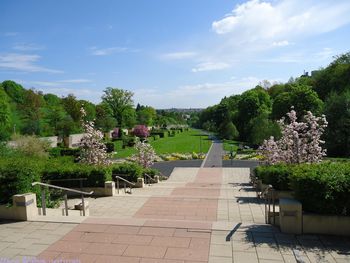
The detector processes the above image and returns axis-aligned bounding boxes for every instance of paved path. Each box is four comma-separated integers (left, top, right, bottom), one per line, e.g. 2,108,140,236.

202,140,223,168
1,168,350,262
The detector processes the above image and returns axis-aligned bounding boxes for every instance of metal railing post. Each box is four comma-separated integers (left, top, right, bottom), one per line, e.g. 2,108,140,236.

124,182,126,193
41,185,46,216
64,191,68,216
117,179,119,194
81,194,85,216
272,188,276,225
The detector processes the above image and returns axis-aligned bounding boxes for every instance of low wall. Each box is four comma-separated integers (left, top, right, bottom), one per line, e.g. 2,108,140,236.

39,136,58,148
303,214,350,236
68,133,87,148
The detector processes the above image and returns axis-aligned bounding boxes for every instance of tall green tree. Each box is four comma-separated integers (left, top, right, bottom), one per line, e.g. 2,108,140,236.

95,103,115,132
102,87,134,128
324,91,350,157
136,105,157,126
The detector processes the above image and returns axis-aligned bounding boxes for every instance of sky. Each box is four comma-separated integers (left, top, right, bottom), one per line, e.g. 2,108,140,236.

1,0,350,108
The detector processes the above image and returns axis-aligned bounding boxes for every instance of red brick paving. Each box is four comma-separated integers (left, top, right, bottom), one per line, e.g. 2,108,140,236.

38,168,222,262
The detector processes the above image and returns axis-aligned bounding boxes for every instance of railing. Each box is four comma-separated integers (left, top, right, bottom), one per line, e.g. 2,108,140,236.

115,175,136,194
32,182,93,216
261,185,276,225
144,173,157,186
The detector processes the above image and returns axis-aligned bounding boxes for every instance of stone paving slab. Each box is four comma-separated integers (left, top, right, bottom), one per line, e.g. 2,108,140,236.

1,167,350,262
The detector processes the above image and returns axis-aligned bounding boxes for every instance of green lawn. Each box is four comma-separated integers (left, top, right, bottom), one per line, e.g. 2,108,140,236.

114,129,211,158
222,139,240,153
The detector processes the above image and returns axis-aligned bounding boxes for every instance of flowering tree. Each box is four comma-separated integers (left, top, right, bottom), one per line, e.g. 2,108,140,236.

133,125,149,138
111,128,119,139
130,138,156,168
260,108,327,164
79,107,110,165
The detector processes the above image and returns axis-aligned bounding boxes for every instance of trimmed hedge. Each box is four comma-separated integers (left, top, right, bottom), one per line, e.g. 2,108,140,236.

255,162,350,216
0,157,43,204
112,162,143,182
255,164,291,190
42,160,112,188
105,142,115,153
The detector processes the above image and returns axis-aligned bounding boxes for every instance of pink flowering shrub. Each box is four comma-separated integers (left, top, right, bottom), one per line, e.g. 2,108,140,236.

111,128,119,139
133,125,149,138
130,139,156,168
79,108,111,165
260,108,328,165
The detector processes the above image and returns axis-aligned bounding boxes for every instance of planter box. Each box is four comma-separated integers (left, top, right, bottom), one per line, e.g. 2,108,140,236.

303,213,350,236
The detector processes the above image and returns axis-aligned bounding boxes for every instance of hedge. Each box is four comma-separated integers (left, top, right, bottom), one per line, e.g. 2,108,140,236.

255,162,350,216
0,157,43,205
112,162,143,182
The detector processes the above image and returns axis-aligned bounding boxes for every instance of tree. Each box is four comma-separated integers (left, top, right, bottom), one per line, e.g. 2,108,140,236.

0,87,11,140
272,84,323,120
131,139,156,168
137,106,157,126
260,108,328,164
324,91,350,157
102,87,134,128
218,121,239,140
2,80,26,104
237,87,272,141
79,108,110,165
249,113,280,146
62,94,81,122
20,89,42,135
95,103,115,132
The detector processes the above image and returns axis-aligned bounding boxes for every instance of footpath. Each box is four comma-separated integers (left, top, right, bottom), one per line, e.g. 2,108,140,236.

0,143,349,262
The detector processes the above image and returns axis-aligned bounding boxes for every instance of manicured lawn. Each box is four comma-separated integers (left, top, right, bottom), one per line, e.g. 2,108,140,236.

114,129,211,158
222,139,240,153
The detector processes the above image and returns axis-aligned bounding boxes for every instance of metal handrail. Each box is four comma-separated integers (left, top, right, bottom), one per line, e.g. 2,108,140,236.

261,185,276,225
32,182,93,217
115,175,136,194
144,173,157,186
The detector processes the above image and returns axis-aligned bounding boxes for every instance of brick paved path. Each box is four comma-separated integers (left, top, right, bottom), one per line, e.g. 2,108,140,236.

1,168,350,262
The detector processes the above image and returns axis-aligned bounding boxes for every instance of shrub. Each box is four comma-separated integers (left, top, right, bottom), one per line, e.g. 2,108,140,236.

49,147,62,157
133,125,149,138
153,135,160,140
105,142,115,153
42,160,112,187
123,136,136,147
0,157,43,204
10,134,50,158
112,162,143,182
143,168,160,178
60,148,81,157
151,130,168,138
290,162,350,216
255,164,291,190
255,162,350,216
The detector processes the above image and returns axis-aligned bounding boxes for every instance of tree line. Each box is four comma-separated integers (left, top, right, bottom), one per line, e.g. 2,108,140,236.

0,83,188,141
195,52,350,157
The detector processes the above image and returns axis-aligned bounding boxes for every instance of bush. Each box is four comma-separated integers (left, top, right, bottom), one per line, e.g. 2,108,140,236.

123,136,137,147
105,142,115,153
290,162,350,216
60,148,81,157
112,162,143,182
10,134,51,158
143,168,160,178
49,147,62,157
255,162,350,216
153,135,160,140
133,125,149,138
0,157,43,204
255,164,291,190
151,130,168,138
42,160,112,187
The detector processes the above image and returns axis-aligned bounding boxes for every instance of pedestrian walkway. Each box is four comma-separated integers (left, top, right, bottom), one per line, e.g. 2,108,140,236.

202,140,223,167
1,167,349,262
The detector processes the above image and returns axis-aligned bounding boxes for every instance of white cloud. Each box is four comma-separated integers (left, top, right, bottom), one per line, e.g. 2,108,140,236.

212,0,350,45
134,77,261,108
4,32,18,37
0,53,62,73
89,46,137,56
13,43,45,51
272,40,290,47
161,51,197,60
22,79,93,87
192,62,230,72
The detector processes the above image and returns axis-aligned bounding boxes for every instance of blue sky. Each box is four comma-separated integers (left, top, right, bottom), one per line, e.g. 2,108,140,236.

1,0,350,108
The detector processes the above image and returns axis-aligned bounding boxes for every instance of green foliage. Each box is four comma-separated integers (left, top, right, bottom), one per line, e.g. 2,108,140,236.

249,113,280,145
105,142,115,153
219,121,239,140
11,134,51,158
271,84,323,120
290,162,350,216
255,162,350,215
42,160,112,187
2,80,26,104
102,87,135,128
255,164,292,190
324,91,350,157
112,162,143,182
0,157,43,204
314,52,350,100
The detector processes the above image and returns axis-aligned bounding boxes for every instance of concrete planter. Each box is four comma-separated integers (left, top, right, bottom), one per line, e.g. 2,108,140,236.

303,213,350,236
